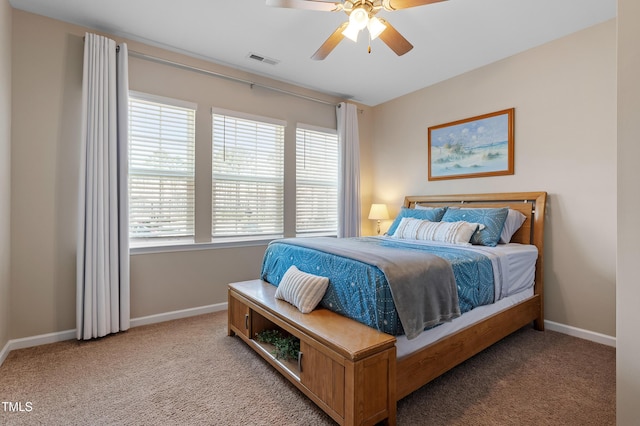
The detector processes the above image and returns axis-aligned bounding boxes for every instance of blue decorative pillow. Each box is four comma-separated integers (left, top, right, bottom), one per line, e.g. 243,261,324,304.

387,207,447,236
441,207,509,247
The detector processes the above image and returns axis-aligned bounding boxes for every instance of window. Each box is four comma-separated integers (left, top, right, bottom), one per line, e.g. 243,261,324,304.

296,124,338,236
128,92,196,243
212,109,285,239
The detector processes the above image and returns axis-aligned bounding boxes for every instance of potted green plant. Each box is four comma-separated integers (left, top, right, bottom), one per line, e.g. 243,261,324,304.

255,329,300,362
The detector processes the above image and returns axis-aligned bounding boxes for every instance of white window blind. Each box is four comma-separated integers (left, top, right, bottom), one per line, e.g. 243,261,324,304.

212,109,285,238
128,93,196,241
296,124,338,235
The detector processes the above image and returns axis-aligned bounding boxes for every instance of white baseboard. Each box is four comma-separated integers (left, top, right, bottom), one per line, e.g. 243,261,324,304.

545,320,616,347
0,307,613,368
0,339,10,366
129,302,227,328
0,302,229,367
7,328,77,352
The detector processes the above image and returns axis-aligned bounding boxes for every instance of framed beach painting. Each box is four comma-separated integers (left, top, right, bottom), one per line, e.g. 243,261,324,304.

428,108,514,181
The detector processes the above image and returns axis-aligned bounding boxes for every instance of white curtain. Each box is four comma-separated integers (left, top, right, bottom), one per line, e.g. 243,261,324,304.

336,102,361,238
76,33,130,340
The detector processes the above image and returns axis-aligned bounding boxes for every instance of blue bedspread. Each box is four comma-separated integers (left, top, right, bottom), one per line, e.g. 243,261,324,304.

260,237,494,336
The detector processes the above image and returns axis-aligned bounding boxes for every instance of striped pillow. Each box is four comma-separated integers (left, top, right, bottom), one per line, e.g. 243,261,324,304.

392,217,482,245
275,266,329,314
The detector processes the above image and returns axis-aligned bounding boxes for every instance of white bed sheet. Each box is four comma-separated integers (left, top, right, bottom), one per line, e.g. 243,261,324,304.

379,237,538,301
462,242,539,300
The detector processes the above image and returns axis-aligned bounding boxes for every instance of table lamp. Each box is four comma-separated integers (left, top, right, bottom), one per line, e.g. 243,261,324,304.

368,203,390,235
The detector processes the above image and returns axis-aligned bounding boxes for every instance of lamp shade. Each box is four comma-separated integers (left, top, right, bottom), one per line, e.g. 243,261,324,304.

349,7,369,30
368,203,390,220
342,6,374,43
342,23,360,42
367,16,386,40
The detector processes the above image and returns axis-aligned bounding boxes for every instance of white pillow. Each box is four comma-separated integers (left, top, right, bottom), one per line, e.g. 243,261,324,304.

275,266,329,314
392,217,482,245
499,209,527,244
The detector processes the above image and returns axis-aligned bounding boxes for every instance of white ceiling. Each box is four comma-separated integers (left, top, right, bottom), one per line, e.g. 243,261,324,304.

10,0,616,106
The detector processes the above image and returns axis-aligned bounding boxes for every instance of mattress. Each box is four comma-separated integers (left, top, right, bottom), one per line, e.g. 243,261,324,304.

261,236,538,337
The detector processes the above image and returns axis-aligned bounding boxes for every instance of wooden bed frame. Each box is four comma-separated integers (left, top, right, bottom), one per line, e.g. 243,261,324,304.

228,191,547,425
395,191,546,399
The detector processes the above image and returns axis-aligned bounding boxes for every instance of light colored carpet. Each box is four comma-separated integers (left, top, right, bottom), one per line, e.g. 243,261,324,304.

0,311,615,425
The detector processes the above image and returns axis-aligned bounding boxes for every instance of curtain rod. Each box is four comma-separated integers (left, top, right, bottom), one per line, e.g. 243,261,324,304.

126,49,340,107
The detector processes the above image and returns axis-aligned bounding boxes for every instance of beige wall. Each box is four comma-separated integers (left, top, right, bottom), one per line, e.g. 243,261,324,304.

371,20,617,337
617,0,640,421
10,10,373,338
0,0,12,351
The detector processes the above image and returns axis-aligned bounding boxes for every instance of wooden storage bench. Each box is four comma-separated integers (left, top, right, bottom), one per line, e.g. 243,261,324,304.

228,279,397,426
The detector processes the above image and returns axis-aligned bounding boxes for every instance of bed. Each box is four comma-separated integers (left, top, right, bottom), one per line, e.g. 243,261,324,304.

229,191,546,424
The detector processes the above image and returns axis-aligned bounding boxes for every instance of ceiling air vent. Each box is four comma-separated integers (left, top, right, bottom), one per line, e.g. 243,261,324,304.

247,53,280,66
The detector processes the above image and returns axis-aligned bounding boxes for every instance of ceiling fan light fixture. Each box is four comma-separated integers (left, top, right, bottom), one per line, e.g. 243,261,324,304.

342,23,361,42
367,16,386,40
342,5,375,43
349,7,369,30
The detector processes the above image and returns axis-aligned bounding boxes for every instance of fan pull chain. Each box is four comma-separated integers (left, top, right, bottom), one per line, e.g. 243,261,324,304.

368,32,372,54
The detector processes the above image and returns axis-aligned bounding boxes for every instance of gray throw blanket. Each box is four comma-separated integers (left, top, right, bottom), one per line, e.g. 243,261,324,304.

279,237,460,340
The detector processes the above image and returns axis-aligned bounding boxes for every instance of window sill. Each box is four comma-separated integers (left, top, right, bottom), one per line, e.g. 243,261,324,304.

295,232,337,238
130,236,280,255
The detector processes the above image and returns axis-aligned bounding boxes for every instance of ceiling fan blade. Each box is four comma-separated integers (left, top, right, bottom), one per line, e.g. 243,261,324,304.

384,0,446,10
266,0,341,12
311,22,349,60
378,19,413,56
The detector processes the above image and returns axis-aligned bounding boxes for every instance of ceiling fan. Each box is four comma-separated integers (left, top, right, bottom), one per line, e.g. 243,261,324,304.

266,0,446,60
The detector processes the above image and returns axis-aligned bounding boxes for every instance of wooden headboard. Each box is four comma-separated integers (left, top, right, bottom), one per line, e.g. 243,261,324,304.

404,191,547,320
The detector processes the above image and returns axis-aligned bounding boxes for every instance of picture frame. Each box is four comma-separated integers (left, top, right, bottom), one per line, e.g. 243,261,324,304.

428,108,514,181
